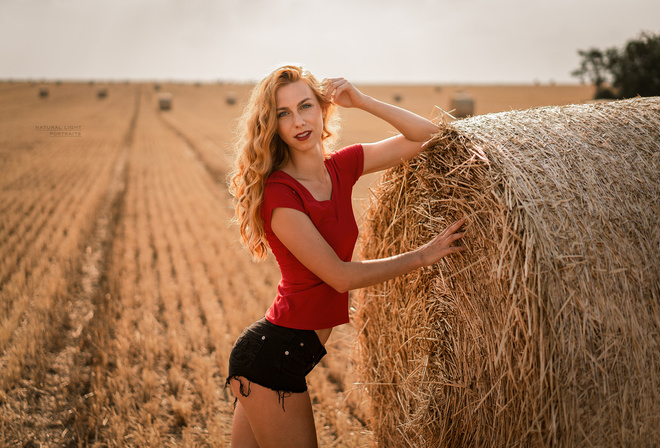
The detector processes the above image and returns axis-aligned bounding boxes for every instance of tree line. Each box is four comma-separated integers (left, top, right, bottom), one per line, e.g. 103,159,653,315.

572,31,660,99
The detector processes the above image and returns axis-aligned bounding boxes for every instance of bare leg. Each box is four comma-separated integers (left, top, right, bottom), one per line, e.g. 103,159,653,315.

231,400,260,448
229,378,318,448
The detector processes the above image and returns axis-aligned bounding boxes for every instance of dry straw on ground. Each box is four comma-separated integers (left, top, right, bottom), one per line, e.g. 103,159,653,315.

356,97,660,447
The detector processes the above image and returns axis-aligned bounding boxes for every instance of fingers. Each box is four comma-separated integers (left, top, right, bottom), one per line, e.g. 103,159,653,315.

446,245,467,255
438,218,466,239
445,231,466,244
447,218,466,233
432,232,465,251
324,78,344,96
416,218,467,266
436,219,467,250
326,77,347,87
328,79,350,100
324,77,355,101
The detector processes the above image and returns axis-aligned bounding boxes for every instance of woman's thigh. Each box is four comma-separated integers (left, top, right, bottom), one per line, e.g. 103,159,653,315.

230,378,318,448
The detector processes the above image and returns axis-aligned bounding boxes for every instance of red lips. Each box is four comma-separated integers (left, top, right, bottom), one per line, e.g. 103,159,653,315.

295,130,311,141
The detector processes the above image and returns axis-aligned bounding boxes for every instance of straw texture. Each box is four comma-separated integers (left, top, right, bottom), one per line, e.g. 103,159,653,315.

355,97,660,447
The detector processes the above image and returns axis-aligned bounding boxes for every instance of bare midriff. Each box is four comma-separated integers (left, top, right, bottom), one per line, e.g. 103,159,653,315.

315,327,333,346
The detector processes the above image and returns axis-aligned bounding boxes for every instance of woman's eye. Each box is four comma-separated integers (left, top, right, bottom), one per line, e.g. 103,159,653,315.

301,103,312,110
277,111,288,118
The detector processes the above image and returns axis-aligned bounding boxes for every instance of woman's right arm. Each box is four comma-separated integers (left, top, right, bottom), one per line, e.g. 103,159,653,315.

270,207,466,293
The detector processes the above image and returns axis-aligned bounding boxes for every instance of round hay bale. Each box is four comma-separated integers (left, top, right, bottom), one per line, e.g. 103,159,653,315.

97,87,108,99
38,86,49,98
158,92,173,110
356,97,660,447
450,91,474,118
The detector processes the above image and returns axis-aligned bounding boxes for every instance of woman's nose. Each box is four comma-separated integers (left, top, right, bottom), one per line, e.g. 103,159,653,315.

293,112,305,126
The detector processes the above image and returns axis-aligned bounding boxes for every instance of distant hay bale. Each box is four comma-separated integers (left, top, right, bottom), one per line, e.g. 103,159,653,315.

38,86,49,98
356,97,660,448
158,92,173,110
450,91,474,118
97,87,108,99
226,91,237,106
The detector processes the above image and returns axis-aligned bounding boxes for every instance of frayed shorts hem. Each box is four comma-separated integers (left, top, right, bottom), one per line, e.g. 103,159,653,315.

224,375,304,410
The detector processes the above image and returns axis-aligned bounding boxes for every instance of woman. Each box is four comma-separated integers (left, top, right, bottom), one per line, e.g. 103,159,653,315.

227,65,465,447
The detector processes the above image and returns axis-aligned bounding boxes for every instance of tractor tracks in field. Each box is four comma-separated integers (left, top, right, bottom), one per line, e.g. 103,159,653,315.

156,111,228,185
18,88,140,446
60,86,139,348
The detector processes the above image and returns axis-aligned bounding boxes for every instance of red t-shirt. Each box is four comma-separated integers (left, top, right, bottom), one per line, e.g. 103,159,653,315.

260,144,364,330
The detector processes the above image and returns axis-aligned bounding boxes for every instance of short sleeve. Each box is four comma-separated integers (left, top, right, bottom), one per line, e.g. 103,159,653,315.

330,144,364,185
261,181,306,229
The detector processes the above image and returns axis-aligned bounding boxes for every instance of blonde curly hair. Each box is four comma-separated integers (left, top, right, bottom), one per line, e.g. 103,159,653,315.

229,65,340,260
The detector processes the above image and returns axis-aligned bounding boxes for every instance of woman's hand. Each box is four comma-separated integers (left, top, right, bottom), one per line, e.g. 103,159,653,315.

325,77,367,109
415,219,467,266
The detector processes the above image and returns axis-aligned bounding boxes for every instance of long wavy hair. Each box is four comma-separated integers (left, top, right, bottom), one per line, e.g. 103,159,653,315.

229,65,340,260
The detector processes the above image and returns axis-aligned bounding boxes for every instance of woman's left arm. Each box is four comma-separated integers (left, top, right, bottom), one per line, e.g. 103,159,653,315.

327,78,439,174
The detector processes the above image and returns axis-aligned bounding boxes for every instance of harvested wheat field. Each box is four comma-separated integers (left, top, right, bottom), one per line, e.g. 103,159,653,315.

0,80,596,446
356,97,660,447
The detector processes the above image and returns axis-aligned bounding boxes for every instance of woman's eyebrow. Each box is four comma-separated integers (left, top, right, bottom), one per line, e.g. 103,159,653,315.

276,97,312,111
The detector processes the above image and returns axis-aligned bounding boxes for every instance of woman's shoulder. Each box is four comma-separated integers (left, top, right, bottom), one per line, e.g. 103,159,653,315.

330,143,363,159
263,173,298,203
265,169,290,182
265,170,300,190
261,174,306,222
327,144,364,181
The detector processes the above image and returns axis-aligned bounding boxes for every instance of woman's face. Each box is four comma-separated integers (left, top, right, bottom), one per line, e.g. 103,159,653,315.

275,80,324,154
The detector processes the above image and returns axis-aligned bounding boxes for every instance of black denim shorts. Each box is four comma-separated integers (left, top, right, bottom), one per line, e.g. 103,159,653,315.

225,317,327,406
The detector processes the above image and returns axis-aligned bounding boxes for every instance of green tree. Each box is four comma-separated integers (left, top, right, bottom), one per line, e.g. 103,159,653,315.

572,32,660,99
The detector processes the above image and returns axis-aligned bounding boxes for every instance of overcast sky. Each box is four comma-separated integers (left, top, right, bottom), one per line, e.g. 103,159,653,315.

1,0,658,84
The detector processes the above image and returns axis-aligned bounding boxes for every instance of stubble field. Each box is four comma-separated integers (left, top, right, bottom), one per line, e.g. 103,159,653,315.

0,80,595,447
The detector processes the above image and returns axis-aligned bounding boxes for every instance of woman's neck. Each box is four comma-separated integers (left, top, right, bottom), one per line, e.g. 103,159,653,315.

283,146,326,182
